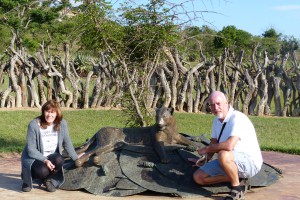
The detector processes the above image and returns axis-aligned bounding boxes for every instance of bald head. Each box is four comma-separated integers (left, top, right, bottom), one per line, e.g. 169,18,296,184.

209,91,229,121
209,91,227,102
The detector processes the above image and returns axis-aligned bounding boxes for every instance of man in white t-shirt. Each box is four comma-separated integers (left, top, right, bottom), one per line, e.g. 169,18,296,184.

191,91,263,200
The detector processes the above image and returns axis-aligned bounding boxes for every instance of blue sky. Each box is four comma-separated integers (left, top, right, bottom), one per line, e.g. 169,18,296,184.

71,0,300,39
183,0,300,39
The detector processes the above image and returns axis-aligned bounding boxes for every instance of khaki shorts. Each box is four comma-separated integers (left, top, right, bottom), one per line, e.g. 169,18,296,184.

200,152,260,178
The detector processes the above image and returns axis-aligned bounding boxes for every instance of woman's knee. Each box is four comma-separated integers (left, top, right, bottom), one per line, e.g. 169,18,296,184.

55,154,64,164
32,165,50,179
49,153,64,167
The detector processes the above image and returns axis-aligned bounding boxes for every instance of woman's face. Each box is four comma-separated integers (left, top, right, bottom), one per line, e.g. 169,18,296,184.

44,109,57,125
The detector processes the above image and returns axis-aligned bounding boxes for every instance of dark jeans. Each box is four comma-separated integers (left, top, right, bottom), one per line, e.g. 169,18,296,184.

31,153,64,180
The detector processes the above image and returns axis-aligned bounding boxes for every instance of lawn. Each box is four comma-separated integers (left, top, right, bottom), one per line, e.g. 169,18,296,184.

0,109,299,154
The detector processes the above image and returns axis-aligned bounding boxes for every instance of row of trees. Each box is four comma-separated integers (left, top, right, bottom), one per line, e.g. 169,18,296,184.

0,0,300,125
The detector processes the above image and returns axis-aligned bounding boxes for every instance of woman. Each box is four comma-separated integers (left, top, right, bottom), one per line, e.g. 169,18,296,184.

21,100,80,192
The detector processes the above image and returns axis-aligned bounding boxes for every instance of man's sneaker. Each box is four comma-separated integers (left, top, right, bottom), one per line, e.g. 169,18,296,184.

43,179,56,192
224,188,245,200
240,178,251,194
22,182,31,192
225,185,245,200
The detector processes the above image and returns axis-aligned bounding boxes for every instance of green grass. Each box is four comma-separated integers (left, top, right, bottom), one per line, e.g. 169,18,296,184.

250,116,300,154
0,109,299,154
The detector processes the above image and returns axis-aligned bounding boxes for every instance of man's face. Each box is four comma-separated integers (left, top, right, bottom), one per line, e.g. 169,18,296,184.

209,96,228,120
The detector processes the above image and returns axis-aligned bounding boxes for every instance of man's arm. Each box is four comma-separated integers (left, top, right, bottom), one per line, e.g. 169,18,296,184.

198,136,239,156
205,138,217,161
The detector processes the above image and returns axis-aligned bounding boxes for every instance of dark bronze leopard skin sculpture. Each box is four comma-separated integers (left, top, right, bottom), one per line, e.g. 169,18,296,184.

74,106,197,167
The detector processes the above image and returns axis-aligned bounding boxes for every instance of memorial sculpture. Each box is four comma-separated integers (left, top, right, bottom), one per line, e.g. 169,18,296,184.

60,106,282,197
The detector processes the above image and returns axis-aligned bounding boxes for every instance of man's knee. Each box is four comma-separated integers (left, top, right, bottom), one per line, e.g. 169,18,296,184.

218,150,233,164
193,170,207,185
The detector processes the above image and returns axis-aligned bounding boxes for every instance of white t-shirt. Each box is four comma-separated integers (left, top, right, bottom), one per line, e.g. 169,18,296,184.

211,106,263,170
40,124,58,156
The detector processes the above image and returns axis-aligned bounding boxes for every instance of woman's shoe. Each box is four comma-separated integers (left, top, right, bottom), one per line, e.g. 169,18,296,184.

22,183,31,192
43,179,56,192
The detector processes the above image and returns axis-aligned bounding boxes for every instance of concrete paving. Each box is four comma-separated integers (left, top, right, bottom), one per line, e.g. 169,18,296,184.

0,151,299,200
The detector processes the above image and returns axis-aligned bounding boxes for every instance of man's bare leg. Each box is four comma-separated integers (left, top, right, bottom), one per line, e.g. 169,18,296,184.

193,150,239,186
218,150,240,186
193,171,229,185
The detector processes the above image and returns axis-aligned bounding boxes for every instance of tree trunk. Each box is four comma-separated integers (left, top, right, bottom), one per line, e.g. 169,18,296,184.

281,73,292,117
122,60,146,126
257,75,268,116
25,59,41,108
205,64,216,94
63,43,80,108
152,77,162,109
157,66,171,107
280,53,292,117
20,67,28,107
91,75,101,108
273,77,282,116
83,71,94,108
9,55,22,107
48,58,73,108
162,46,178,108
8,95,15,108
187,76,194,113
229,50,244,105
257,50,269,116
35,69,47,106
97,72,108,107
145,57,160,109
193,72,202,113
58,78,73,108
1,86,12,107
0,63,5,88
111,78,123,108
217,48,228,94
242,69,256,115
178,62,204,111
146,75,157,109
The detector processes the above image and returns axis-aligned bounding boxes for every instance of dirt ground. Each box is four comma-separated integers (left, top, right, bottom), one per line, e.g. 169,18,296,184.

0,151,299,200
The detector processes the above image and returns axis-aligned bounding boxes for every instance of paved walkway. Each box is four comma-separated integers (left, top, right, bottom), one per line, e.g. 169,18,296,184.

0,151,299,200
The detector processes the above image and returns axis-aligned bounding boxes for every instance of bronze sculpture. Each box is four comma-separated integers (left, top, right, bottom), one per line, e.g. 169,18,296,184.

60,107,282,197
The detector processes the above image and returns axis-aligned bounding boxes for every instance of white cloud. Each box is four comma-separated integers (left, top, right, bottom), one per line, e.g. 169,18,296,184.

272,5,300,11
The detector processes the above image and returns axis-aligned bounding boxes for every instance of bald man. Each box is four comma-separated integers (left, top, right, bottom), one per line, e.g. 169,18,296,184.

192,91,262,200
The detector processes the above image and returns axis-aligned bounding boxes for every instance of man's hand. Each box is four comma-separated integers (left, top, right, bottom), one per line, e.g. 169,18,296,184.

188,155,206,167
195,154,206,166
197,146,207,155
187,158,198,167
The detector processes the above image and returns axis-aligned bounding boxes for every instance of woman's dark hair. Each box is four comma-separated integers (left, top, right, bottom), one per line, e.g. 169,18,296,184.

39,100,62,131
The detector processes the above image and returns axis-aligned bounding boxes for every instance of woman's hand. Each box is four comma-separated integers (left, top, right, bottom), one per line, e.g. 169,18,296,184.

44,159,55,171
78,152,85,158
